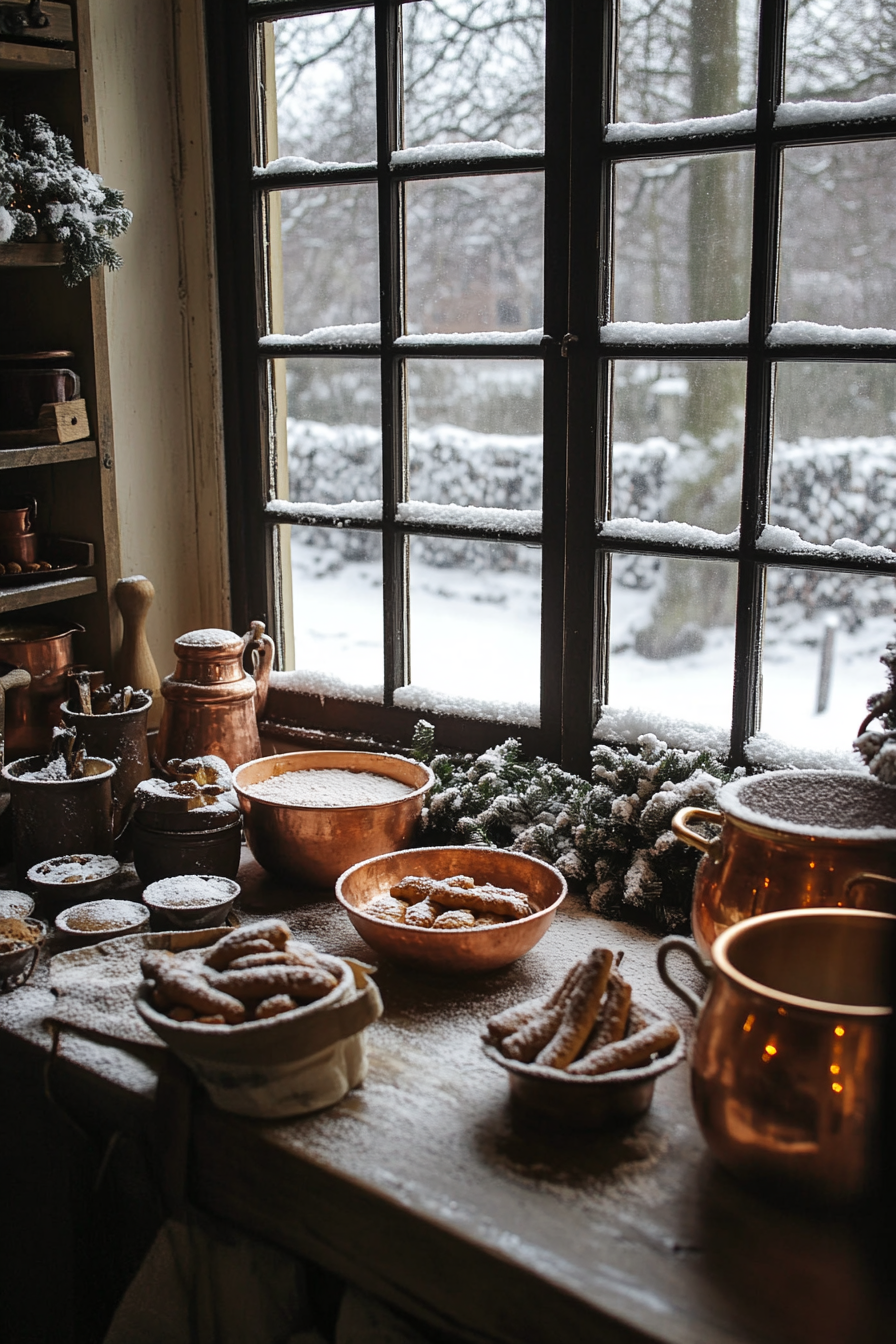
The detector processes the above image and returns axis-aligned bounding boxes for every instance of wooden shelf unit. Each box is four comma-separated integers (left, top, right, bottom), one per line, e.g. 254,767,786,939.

0,0,121,673
0,439,96,469
0,242,66,266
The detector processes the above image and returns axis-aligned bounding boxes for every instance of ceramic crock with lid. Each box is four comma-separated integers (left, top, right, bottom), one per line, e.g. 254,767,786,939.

672,769,896,953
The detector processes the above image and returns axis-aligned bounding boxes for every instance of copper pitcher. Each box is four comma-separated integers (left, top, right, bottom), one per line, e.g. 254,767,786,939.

658,908,894,1205
672,769,896,954
155,622,275,770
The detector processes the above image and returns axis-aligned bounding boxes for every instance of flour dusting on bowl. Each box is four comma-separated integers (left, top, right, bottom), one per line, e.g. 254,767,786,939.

143,875,236,909
57,899,149,936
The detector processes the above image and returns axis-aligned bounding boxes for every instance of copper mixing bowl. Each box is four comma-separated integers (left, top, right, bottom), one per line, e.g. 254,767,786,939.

232,750,435,888
336,845,566,973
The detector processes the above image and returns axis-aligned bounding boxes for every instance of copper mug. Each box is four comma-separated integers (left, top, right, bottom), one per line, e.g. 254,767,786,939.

0,621,84,758
155,621,275,770
0,495,38,565
658,908,893,1205
673,770,896,953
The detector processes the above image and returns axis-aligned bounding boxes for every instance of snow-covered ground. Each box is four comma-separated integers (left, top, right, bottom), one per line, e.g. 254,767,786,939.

290,534,888,754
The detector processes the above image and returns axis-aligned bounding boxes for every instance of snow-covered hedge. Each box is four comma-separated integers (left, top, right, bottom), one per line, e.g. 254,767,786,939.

288,419,896,625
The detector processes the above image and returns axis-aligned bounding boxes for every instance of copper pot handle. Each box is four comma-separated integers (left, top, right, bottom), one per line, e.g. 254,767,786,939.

672,806,723,858
842,871,896,904
656,936,710,1016
242,621,275,716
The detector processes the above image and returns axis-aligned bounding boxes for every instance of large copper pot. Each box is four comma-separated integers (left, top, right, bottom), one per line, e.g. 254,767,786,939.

155,622,275,770
0,621,83,759
658,908,893,1205
672,770,896,954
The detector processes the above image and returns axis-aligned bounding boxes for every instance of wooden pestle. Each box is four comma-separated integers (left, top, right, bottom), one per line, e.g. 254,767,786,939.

113,575,162,728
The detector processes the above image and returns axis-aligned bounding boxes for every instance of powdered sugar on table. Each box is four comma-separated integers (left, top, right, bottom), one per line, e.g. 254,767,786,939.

244,768,414,808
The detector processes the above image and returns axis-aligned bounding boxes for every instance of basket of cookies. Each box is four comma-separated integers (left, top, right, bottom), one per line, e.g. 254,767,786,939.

335,845,566,973
483,947,684,1128
135,919,383,1117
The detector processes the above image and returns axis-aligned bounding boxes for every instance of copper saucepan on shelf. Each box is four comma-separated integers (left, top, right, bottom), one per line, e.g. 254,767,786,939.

658,907,893,1205
672,770,896,953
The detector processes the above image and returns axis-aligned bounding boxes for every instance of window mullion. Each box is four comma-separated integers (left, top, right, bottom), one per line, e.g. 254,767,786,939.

559,0,613,778
731,0,788,765
375,0,409,704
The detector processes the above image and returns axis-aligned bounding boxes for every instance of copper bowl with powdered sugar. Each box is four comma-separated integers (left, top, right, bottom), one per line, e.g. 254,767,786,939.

336,846,566,974
232,751,435,888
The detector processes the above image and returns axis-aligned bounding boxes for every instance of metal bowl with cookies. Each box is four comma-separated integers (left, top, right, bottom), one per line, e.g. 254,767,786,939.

335,845,566,973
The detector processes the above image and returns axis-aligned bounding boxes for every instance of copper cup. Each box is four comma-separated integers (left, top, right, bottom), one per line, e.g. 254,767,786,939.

658,908,894,1204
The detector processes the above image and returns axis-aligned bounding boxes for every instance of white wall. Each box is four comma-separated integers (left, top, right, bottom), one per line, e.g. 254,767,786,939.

88,0,230,677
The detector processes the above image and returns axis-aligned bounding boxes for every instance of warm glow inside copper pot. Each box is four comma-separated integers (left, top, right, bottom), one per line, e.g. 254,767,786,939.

661,907,893,1205
232,750,435,888
672,771,896,953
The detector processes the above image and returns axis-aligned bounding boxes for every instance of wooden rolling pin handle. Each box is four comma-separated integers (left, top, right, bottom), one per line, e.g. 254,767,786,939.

114,575,162,727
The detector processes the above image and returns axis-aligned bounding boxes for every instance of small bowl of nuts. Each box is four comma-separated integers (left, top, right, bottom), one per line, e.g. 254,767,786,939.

0,915,47,991
55,898,150,944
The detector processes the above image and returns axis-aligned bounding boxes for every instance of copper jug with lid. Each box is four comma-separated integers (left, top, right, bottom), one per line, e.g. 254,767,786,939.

155,622,275,770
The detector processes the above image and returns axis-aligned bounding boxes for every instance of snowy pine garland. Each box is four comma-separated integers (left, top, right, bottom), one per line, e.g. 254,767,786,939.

0,115,131,287
411,720,731,934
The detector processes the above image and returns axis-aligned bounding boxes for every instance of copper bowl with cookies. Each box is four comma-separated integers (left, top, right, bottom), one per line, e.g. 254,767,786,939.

482,947,685,1128
335,845,566,973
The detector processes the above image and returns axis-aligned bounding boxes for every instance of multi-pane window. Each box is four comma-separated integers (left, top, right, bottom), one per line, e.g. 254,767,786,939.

211,0,896,775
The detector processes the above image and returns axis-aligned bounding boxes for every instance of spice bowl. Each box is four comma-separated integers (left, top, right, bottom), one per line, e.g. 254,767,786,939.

336,846,567,973
55,898,150,945
0,891,35,920
27,854,122,904
482,1001,685,1129
232,750,435,887
141,875,241,930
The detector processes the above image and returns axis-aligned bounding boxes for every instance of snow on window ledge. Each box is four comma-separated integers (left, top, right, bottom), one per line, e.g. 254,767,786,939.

769,320,896,347
601,317,749,346
395,328,543,348
757,523,896,564
396,501,541,536
775,94,896,128
595,706,865,774
600,518,739,550
271,670,383,705
253,156,376,178
266,499,383,524
260,324,381,350
391,140,540,168
393,683,540,728
605,109,756,142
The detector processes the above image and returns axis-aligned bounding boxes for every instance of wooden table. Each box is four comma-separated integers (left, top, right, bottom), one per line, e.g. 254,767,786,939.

1,852,893,1344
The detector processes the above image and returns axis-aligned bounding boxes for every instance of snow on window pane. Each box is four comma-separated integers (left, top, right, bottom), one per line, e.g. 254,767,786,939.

402,0,545,152
405,174,544,335
282,360,381,506
408,536,541,718
611,360,744,530
616,0,758,126
612,152,753,324
407,360,542,510
770,362,896,547
277,185,379,337
269,10,376,166
608,555,736,739
778,142,896,330
761,567,895,753
784,0,896,104
291,526,384,695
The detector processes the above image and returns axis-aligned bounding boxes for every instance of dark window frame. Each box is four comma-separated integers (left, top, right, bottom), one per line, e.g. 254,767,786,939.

207,0,896,777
